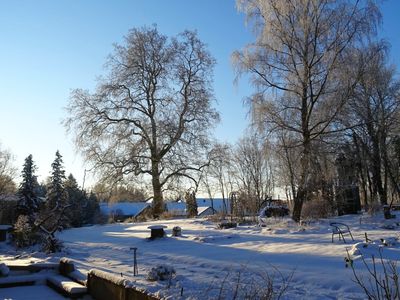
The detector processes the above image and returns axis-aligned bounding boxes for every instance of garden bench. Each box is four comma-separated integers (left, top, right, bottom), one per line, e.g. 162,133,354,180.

330,222,354,243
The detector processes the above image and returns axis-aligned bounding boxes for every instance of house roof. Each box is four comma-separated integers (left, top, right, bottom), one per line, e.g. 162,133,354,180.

99,202,149,217
197,206,216,216
99,198,231,217
196,198,230,212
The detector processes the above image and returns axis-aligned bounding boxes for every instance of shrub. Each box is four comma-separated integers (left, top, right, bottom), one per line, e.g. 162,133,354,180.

135,214,149,222
92,211,108,225
12,215,40,248
146,265,176,281
201,265,293,300
159,211,175,220
368,201,382,216
41,234,63,253
206,213,226,223
301,199,333,220
348,250,399,300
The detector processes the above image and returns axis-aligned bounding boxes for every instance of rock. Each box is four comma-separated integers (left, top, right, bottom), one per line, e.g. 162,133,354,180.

0,263,9,277
172,226,182,237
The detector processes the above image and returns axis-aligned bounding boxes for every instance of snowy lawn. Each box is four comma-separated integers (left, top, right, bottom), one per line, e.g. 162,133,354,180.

1,212,399,299
0,285,67,300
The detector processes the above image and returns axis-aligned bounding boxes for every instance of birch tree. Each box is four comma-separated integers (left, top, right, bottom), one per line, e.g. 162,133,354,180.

233,0,380,221
344,43,400,206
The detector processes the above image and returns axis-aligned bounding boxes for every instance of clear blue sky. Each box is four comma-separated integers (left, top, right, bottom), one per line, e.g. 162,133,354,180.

0,0,399,187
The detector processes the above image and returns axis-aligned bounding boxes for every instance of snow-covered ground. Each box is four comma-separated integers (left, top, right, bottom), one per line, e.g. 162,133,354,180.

1,212,399,299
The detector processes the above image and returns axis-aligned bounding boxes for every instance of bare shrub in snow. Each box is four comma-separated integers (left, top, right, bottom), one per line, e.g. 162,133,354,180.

301,199,333,221
159,211,175,220
146,265,176,281
368,201,382,216
349,250,399,299
202,266,293,300
135,214,149,223
206,213,226,223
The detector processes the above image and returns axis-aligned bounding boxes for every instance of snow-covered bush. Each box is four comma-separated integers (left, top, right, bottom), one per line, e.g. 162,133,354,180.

349,251,399,300
146,265,176,281
0,263,9,277
12,215,39,248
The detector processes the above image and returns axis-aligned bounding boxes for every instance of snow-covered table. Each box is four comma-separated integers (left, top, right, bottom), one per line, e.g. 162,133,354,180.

148,225,167,239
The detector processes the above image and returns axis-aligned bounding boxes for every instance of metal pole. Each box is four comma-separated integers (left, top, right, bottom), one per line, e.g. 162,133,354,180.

130,247,138,276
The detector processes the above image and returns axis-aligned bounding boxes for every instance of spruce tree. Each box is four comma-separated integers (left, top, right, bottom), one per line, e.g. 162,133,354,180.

17,154,40,220
65,173,84,227
185,191,198,218
46,150,66,210
84,192,100,224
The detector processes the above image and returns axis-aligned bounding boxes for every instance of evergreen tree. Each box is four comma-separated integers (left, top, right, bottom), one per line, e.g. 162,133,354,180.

185,191,198,218
84,192,100,224
46,150,66,210
17,154,40,220
65,174,85,227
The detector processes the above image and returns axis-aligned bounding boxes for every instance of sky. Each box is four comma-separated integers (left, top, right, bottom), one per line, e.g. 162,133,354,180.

0,0,399,189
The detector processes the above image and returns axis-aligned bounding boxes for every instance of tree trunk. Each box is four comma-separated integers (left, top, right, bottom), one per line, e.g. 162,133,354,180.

151,162,164,217
292,188,305,223
292,89,311,223
371,150,387,205
292,142,311,222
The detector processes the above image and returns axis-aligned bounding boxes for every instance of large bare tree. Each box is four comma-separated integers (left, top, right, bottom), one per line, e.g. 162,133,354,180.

344,43,400,206
65,27,219,216
0,144,16,196
233,0,380,221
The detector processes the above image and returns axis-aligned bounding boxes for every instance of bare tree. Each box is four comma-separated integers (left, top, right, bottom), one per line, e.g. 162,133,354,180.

0,144,16,196
343,42,400,206
65,26,219,216
205,142,236,214
233,133,274,214
233,0,380,221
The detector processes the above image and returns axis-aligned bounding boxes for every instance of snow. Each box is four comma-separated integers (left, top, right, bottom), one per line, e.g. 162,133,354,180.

88,269,128,286
0,211,399,299
47,274,87,294
0,285,67,300
197,206,215,216
0,273,47,285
